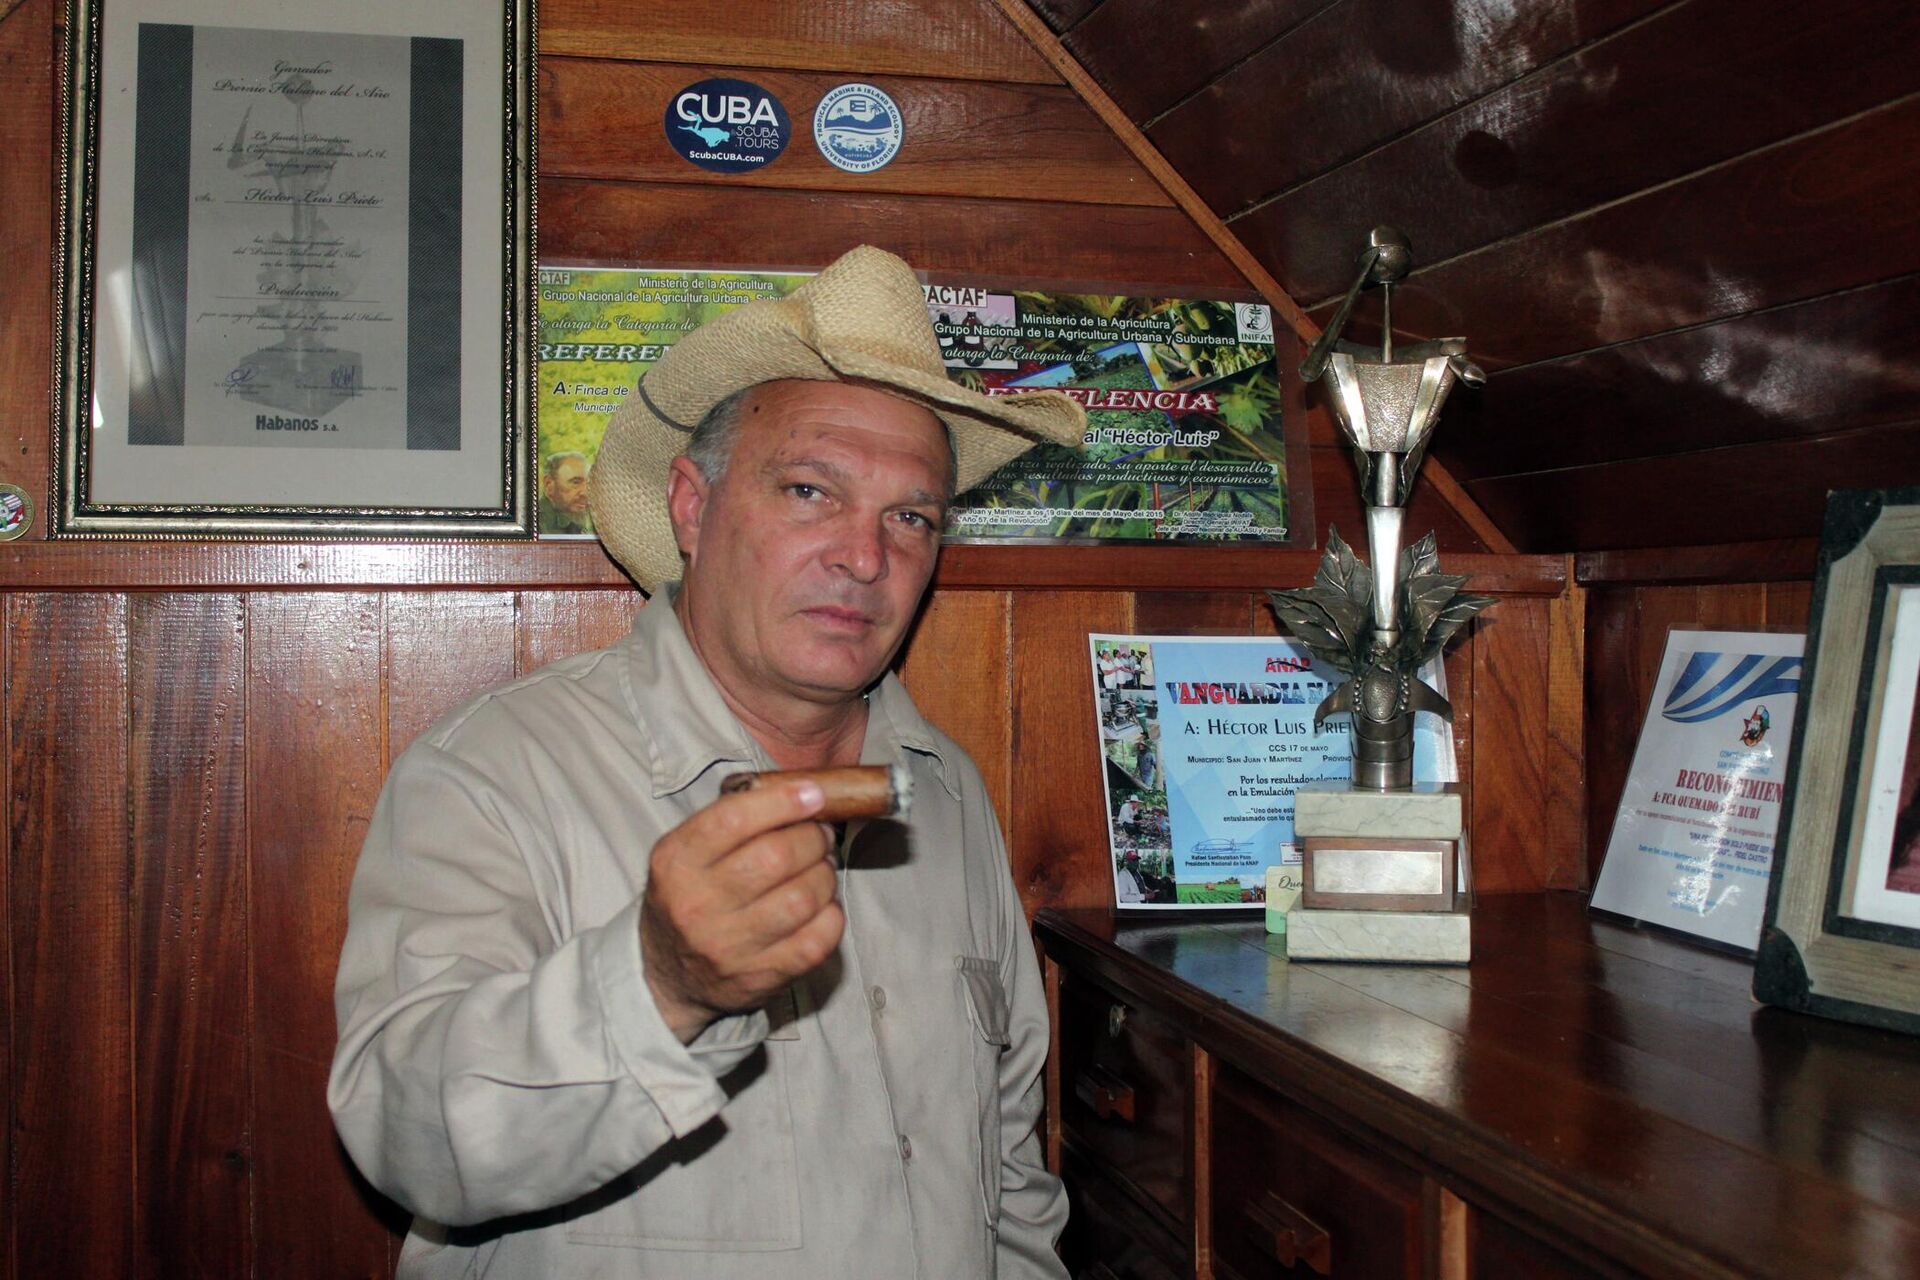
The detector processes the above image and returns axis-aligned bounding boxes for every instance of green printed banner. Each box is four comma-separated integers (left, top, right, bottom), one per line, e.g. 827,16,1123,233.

537,267,1295,542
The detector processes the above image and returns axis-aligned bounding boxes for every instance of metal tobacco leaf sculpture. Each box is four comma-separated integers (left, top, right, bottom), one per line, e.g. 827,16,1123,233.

1267,529,1493,675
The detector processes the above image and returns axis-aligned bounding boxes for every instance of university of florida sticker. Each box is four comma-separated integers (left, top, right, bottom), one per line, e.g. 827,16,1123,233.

813,83,904,174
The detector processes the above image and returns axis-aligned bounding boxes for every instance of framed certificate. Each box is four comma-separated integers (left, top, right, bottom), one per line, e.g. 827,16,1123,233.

54,0,535,536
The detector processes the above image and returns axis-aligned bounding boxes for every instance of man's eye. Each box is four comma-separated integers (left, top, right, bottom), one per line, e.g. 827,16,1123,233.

787,483,821,501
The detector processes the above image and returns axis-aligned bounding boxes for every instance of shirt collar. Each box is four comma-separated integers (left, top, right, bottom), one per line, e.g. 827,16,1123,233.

620,585,959,802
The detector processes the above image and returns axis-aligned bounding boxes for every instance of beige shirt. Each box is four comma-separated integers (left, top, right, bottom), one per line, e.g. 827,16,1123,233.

329,596,1066,1279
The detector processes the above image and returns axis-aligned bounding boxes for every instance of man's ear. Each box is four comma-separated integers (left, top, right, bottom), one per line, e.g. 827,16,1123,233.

665,455,711,561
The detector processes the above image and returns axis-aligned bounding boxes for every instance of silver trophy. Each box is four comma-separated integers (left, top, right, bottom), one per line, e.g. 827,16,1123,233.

1269,228,1490,962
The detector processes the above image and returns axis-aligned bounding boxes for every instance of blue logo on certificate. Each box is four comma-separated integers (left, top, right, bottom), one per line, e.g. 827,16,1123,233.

1093,634,1455,910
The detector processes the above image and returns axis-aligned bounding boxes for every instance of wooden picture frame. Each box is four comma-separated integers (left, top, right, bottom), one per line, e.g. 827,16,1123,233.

1757,488,1920,1032
54,0,536,537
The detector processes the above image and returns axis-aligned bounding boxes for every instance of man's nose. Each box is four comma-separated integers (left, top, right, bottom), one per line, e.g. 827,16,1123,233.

829,517,888,583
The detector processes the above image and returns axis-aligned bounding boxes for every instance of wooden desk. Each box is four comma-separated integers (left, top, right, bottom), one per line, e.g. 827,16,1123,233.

1036,893,1920,1280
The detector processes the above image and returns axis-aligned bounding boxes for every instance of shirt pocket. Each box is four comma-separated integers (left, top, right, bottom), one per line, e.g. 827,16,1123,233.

563,1032,804,1253
956,955,1011,1229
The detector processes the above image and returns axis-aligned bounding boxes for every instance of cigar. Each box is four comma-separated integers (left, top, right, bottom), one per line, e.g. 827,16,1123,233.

719,764,912,821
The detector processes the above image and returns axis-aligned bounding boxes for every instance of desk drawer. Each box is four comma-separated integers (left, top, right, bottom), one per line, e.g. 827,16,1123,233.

1061,1149,1188,1280
1057,968,1191,1227
1211,1062,1427,1280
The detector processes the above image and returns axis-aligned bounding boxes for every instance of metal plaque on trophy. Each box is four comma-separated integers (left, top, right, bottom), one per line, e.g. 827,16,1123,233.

1268,228,1491,964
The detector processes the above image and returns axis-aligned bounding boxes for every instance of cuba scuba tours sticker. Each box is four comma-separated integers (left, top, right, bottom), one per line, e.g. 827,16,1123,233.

665,78,791,174
813,83,904,173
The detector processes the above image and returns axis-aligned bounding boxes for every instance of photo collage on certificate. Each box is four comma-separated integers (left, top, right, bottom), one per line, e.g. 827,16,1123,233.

536,267,1293,541
1092,634,1456,911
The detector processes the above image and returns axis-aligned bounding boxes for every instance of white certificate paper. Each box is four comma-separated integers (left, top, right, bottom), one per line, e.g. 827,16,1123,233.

1592,629,1805,952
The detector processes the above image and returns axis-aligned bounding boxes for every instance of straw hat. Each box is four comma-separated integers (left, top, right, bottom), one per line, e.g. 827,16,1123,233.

588,245,1086,591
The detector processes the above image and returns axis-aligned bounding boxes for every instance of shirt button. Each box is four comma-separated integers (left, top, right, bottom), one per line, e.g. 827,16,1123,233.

898,1134,913,1161
870,985,887,1012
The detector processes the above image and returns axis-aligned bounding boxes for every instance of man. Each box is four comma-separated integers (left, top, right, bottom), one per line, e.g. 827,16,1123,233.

329,246,1085,1277
541,449,595,534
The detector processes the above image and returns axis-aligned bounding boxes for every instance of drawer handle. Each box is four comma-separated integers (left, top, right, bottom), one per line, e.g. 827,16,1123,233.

1244,1189,1332,1275
1072,1063,1137,1123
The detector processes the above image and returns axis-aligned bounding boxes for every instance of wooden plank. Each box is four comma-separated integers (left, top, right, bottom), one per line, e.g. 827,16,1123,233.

1576,540,1821,587
1439,276,1920,483
516,589,645,675
245,594,398,1276
897,589,1014,833
540,180,1242,291
1546,570,1587,890
8,594,131,1278
1465,421,1920,552
1583,587,1639,878
1239,0,1920,306
1026,0,1104,34
1009,590,1132,915
127,594,251,1278
1146,0,1666,219
1471,595,1553,891
540,0,1058,83
543,60,1170,207
1764,579,1812,631
0,593,8,1280
0,539,1565,596
386,593,518,756
1368,95,1920,371
0,0,52,541
1132,590,1252,635
1062,0,1338,125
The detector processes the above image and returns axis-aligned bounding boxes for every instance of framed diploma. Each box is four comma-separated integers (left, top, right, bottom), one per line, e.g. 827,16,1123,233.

1757,489,1920,1033
54,0,535,536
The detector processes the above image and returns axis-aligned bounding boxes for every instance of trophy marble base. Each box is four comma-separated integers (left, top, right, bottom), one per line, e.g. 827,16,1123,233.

1286,906,1471,963
1292,780,1470,963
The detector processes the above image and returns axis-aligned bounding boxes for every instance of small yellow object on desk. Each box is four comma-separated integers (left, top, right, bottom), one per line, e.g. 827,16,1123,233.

1264,863,1304,946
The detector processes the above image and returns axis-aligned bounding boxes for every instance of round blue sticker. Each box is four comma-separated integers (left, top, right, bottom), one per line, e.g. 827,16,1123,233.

814,83,904,173
664,78,791,174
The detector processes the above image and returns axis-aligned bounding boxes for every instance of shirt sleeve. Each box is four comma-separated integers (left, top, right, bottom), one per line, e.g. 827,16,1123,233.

327,741,768,1227
987,816,1072,1280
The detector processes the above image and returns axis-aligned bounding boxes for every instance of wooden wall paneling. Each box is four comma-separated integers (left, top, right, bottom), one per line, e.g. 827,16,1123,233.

0,0,52,538
245,594,399,1275
540,181,1243,289
1145,0,1667,221
1133,591,1253,635
1584,587,1639,880
7,594,131,1278
0,595,8,1280
897,590,1015,834
1470,595,1555,891
1026,0,1103,35
1439,275,1920,484
1238,0,1920,306
540,0,1057,83
1630,585,1768,707
1366,95,1920,371
1765,580,1812,630
516,589,646,675
128,594,251,1278
1546,573,1588,889
1010,590,1132,915
1576,539,1821,588
386,593,518,756
1061,0,1339,125
543,61,1170,207
1463,421,1920,552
